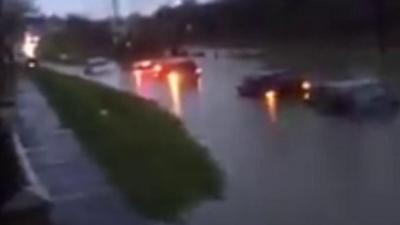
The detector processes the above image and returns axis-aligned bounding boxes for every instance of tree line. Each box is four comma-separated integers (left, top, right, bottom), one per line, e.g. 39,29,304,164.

148,0,400,41
39,0,400,61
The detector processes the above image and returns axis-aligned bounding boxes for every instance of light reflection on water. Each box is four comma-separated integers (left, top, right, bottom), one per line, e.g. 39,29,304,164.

264,90,278,123
132,71,152,99
132,71,202,118
197,77,203,93
133,71,142,89
303,92,311,101
167,72,183,117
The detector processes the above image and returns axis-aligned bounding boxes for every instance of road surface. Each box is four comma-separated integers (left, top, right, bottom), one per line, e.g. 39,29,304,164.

44,49,400,225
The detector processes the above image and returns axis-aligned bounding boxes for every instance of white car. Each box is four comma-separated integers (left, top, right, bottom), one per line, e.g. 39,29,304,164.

84,57,117,75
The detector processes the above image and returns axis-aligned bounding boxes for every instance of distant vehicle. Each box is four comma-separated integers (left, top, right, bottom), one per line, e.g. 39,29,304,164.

84,57,117,75
59,53,69,61
237,71,309,98
132,57,202,82
26,58,39,69
306,79,399,116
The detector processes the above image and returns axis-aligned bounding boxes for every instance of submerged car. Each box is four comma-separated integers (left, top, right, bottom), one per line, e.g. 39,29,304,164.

306,79,399,116
132,57,202,82
84,57,117,75
237,71,309,98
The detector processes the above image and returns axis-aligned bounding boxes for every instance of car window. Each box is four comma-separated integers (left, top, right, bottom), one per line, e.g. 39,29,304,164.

353,85,386,103
91,61,108,67
176,61,196,70
134,61,155,69
88,58,109,66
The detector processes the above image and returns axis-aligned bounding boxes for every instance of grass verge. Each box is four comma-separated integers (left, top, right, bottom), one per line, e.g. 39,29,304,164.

31,68,224,221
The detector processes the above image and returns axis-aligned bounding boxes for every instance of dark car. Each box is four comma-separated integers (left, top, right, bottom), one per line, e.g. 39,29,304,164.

132,57,202,83
306,79,399,116
84,57,117,76
237,71,309,98
26,58,39,69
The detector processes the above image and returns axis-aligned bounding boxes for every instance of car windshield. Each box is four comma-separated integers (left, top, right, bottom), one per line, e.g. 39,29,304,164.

176,61,196,70
5,1,400,225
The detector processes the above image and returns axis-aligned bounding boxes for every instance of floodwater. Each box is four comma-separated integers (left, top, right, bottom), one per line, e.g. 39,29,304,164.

45,48,400,225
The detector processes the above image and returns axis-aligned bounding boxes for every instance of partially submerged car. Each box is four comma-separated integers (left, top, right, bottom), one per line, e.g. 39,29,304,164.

237,71,309,98
306,78,399,116
84,57,117,75
132,57,202,83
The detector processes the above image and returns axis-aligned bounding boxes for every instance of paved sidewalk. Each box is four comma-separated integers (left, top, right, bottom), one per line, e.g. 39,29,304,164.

16,78,149,225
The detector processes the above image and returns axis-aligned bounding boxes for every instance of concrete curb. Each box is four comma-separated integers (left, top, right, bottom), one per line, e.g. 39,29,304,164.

1,133,52,224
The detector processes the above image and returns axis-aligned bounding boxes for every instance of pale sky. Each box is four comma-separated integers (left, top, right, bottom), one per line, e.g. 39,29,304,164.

36,0,212,19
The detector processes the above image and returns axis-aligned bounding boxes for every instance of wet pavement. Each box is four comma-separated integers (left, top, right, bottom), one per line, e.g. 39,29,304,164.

44,49,400,225
17,79,150,225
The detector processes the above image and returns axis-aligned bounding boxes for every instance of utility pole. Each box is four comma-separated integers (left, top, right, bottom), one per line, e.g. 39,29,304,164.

111,0,120,44
112,0,120,20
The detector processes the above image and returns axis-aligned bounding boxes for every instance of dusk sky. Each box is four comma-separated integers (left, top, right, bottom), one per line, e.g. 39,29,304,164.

36,0,211,19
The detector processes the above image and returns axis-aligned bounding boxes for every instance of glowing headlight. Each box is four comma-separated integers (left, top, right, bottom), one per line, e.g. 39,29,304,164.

195,68,203,74
302,81,312,90
265,90,276,99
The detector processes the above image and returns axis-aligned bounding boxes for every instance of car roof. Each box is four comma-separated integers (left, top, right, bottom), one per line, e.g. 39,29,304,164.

247,70,298,81
155,57,195,65
321,78,380,89
87,57,109,63
133,57,195,68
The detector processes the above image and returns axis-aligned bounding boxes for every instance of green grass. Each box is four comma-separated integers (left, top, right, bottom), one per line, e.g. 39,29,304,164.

32,69,224,221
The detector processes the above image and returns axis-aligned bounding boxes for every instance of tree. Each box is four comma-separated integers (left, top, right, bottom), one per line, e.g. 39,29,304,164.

0,1,35,210
0,0,33,107
3,0,34,36
40,15,114,62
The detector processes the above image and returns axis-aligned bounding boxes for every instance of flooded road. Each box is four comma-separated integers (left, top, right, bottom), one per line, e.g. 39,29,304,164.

45,50,400,225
